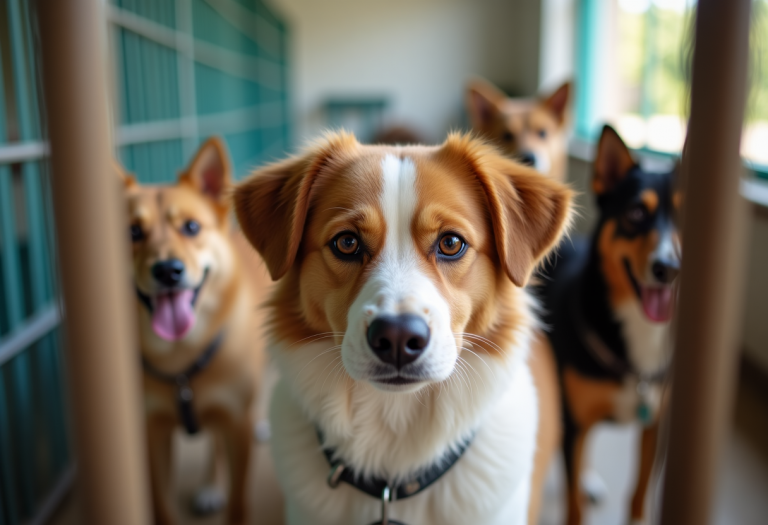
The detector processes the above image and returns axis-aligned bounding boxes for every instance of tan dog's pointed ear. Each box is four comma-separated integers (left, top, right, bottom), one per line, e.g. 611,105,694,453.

234,132,359,281
441,134,573,287
543,81,571,125
180,137,232,204
467,79,507,129
593,125,636,195
114,160,136,188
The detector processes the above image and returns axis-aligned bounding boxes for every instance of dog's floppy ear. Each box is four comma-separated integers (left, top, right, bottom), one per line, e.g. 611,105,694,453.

542,81,571,125
234,132,359,281
114,160,136,188
467,79,507,129
179,136,232,205
593,125,636,195
441,134,573,287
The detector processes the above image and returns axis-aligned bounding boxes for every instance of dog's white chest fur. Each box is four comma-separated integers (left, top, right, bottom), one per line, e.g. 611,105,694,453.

269,344,538,525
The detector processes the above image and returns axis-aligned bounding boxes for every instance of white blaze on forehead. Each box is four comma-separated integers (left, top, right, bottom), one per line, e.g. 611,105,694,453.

341,154,456,384
380,154,418,261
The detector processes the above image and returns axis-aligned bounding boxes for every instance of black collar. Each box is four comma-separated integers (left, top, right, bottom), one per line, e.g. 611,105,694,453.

142,332,223,434
318,427,474,502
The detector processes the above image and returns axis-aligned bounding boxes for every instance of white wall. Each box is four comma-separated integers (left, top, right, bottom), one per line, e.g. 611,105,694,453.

267,0,542,145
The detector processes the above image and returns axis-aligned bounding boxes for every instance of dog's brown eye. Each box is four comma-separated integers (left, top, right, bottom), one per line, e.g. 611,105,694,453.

336,234,358,254
503,131,514,142
130,224,144,242
437,233,466,259
538,129,547,139
182,219,201,237
330,232,363,261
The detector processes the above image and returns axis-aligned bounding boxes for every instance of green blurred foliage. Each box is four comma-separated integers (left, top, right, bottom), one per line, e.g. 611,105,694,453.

616,0,767,123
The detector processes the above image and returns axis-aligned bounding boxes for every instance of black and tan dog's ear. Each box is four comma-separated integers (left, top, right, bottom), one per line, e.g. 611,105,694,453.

441,134,573,287
234,132,359,281
180,136,232,204
593,125,636,195
542,81,571,125
467,78,506,129
114,160,136,188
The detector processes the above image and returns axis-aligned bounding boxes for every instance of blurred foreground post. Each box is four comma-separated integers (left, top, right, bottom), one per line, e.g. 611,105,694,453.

661,1,751,524
37,1,150,524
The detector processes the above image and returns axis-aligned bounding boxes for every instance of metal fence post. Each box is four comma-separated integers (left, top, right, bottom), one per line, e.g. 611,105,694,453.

36,1,150,524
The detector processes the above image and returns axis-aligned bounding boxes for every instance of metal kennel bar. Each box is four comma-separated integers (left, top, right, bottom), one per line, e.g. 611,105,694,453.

660,0,752,524
37,0,151,523
0,0,72,523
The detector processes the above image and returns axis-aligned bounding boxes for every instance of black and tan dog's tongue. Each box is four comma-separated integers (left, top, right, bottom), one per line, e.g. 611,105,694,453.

152,290,196,341
640,286,674,323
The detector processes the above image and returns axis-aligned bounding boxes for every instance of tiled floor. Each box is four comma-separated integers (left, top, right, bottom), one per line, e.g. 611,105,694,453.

50,362,768,525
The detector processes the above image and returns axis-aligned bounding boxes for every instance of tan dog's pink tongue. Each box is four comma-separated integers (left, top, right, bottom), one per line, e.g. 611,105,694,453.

152,290,195,341
640,286,674,323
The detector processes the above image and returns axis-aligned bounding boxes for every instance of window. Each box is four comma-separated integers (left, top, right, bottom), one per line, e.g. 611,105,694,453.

575,0,768,178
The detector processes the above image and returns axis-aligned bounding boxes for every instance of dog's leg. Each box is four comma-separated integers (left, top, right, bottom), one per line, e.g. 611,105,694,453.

192,432,226,516
147,416,176,525
221,411,253,525
527,336,561,525
629,422,659,524
563,417,589,525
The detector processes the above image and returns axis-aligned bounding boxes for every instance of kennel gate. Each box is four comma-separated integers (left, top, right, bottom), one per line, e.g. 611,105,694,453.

0,1,290,523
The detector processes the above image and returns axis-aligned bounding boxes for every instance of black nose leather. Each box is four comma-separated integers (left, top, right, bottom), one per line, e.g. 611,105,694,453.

366,314,430,369
651,260,679,284
152,259,185,287
518,151,536,167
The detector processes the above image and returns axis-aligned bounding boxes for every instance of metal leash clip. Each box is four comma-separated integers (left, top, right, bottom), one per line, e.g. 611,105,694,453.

327,463,346,488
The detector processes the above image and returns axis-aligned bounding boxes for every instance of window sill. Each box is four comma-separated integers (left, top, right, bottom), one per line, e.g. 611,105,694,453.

568,137,768,209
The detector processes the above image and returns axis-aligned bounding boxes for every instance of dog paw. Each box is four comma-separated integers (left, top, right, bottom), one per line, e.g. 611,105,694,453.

581,469,608,505
254,419,271,442
192,486,226,515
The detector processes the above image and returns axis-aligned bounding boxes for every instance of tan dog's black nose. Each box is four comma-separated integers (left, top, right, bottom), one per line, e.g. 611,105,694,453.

518,151,536,167
367,314,430,368
152,259,185,287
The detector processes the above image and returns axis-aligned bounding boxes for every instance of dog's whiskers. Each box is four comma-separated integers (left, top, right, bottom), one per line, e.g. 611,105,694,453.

294,345,342,381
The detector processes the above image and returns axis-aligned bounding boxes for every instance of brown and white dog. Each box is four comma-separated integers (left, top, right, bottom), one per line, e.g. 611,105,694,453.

467,78,571,182
234,131,573,524
120,138,268,525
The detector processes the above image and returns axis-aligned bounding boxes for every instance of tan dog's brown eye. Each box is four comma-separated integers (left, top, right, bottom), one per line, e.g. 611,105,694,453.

181,219,201,237
330,232,363,261
437,233,466,259
130,224,144,243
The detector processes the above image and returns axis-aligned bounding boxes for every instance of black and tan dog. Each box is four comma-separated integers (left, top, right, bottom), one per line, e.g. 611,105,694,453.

540,125,681,525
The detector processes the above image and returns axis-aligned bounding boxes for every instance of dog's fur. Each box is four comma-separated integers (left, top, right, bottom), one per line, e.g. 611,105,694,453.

467,78,571,182
541,126,680,525
234,131,573,524
120,138,268,525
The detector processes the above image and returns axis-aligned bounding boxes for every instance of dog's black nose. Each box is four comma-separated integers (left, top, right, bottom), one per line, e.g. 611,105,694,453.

518,151,536,167
367,314,430,368
651,259,679,284
152,259,185,287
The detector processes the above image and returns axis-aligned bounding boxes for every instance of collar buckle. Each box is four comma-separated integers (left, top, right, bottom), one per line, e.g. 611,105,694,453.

327,463,346,489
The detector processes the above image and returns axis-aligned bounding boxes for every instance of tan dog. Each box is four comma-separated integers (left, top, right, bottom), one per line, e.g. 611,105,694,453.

119,138,268,525
234,132,572,525
467,79,571,181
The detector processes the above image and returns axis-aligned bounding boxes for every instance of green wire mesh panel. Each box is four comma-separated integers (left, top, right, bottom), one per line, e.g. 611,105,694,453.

110,0,291,182
0,1,71,524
